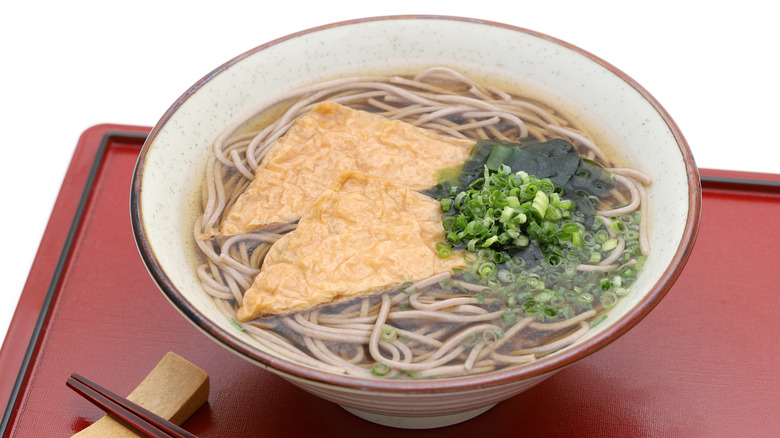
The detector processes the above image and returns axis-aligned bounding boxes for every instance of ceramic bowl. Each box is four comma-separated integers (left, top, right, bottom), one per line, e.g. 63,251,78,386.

130,16,701,429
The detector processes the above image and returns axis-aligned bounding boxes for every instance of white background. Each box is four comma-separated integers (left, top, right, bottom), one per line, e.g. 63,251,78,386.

1,1,778,346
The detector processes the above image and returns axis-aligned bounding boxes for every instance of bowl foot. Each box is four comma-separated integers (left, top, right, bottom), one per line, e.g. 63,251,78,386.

340,403,496,429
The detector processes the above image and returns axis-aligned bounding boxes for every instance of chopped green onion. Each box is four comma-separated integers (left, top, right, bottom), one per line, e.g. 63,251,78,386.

570,231,583,247
482,329,503,345
501,310,518,327
478,261,497,277
581,232,596,246
499,205,516,223
497,269,515,283
400,281,418,295
531,190,549,218
602,238,618,252
229,317,244,331
610,218,628,233
549,295,565,306
482,235,499,247
371,362,391,376
576,292,595,308
624,229,640,240
491,251,506,264
438,278,455,290
430,154,641,330
515,291,534,303
590,314,608,328
454,191,467,208
600,292,618,308
514,235,530,246
462,333,483,348
526,278,545,290
542,305,559,320
381,325,398,341
545,206,562,221
436,242,452,258
535,290,553,303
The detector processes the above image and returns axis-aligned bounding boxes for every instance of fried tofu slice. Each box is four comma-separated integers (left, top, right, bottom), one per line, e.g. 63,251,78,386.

235,172,465,321
220,101,474,235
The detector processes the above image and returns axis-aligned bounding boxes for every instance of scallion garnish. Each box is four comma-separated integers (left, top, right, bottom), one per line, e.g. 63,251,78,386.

424,140,643,330
462,333,483,349
436,241,452,258
600,292,618,308
381,325,398,341
400,281,418,295
371,362,391,376
229,317,244,331
590,314,608,327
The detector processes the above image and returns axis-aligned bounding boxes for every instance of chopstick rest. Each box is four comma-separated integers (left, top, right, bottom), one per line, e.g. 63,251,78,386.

71,352,209,437
67,374,198,438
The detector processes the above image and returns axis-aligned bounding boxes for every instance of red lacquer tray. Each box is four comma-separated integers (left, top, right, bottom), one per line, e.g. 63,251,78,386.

2,125,779,437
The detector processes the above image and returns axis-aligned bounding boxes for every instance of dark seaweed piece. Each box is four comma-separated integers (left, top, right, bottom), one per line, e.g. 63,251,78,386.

565,158,614,217
485,138,580,186
423,140,494,199
427,138,614,222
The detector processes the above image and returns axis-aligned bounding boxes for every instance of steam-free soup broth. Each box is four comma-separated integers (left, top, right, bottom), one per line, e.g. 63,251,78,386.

194,67,652,379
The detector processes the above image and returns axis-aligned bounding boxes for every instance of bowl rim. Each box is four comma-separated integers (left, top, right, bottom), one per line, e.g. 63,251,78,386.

130,14,702,393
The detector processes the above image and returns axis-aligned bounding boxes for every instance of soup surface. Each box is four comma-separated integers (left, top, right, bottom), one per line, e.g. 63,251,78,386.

194,67,652,379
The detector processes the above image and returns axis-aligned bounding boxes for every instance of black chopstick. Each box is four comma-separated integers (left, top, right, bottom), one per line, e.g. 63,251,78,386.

67,373,198,438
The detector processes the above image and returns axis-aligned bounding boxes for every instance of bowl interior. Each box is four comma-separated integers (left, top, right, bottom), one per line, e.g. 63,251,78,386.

132,16,699,388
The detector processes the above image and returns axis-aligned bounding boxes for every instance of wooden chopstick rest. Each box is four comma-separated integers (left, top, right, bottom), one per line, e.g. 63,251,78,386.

72,352,209,437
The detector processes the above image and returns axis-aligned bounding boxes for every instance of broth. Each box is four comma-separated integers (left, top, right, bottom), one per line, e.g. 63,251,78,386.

194,67,652,379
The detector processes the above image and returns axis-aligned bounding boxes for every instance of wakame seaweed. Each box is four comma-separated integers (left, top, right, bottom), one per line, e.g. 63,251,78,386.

426,138,614,219
429,137,644,325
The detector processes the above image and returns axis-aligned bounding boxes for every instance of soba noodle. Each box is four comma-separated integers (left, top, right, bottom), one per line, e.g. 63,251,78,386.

194,67,652,379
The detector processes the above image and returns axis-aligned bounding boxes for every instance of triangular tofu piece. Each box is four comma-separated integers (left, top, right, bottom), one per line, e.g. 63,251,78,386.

220,101,474,235
236,172,465,321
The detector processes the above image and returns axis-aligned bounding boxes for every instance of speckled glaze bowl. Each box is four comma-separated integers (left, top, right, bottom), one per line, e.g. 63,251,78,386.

131,16,701,429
